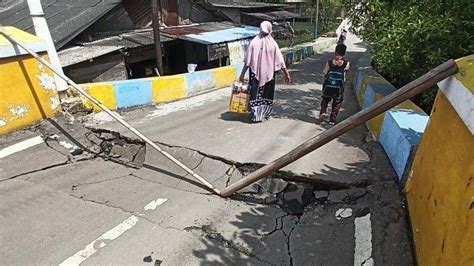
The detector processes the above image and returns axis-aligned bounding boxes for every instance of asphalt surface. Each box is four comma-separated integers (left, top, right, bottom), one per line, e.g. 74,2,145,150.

0,35,414,265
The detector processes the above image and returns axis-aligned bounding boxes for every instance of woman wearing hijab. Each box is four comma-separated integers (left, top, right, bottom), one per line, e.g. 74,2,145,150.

239,21,291,123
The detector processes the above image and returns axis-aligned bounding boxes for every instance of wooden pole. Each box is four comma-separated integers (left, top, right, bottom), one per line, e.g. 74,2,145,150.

150,0,164,76
314,0,319,40
220,59,458,197
0,27,220,195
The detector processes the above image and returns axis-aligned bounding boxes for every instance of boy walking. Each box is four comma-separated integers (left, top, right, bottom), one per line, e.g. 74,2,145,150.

319,43,350,123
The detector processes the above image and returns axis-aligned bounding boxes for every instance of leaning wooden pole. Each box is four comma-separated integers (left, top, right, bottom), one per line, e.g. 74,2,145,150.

220,59,458,197
0,27,220,195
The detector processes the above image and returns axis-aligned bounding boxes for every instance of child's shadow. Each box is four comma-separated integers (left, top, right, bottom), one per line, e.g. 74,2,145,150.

220,112,252,124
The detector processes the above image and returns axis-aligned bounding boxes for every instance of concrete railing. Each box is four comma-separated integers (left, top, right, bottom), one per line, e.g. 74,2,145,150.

81,38,337,111
353,67,429,184
405,55,473,265
0,27,60,135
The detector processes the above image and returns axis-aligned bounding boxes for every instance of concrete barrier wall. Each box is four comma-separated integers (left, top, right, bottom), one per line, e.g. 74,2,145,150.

353,68,429,184
82,66,237,110
405,55,473,265
0,27,60,135
82,38,337,111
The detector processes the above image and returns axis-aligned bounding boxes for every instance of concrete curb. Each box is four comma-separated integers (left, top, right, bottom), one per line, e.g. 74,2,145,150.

353,66,428,184
81,38,337,111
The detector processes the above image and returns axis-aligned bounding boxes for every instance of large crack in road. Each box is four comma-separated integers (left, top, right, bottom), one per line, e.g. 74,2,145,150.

1,117,413,264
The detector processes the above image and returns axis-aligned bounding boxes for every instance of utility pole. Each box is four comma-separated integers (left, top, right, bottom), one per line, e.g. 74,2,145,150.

150,0,163,76
314,0,319,40
27,0,68,92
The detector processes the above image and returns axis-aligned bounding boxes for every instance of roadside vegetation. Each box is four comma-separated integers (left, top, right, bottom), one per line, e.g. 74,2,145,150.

346,0,474,112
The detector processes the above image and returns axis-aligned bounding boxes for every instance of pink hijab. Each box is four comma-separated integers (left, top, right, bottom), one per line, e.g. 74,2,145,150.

245,21,286,87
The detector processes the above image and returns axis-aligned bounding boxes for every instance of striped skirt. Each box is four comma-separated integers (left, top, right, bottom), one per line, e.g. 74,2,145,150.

248,71,276,122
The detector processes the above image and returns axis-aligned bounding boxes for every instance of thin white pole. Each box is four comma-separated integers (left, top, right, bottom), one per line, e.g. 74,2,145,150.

26,0,68,92
0,27,220,195
314,0,320,40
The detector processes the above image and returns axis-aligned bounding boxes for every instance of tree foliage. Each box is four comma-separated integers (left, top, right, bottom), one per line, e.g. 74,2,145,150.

346,0,474,112
302,0,345,35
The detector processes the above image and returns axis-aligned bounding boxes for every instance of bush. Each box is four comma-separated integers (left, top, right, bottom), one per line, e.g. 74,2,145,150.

347,0,474,112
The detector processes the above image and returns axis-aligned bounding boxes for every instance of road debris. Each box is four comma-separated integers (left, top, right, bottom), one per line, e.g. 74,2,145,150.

335,208,353,220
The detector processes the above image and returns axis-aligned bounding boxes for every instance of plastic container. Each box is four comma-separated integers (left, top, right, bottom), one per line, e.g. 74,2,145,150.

187,64,197,73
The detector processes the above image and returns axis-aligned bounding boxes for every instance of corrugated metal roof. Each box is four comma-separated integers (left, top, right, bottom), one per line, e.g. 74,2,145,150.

242,10,300,21
58,45,122,67
122,0,217,27
186,2,216,23
0,0,121,48
162,22,232,35
58,29,174,67
122,0,151,28
87,29,174,47
161,22,259,44
206,0,286,9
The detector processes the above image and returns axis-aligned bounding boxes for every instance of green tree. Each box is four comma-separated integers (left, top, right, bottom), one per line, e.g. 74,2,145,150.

302,0,345,35
346,0,474,112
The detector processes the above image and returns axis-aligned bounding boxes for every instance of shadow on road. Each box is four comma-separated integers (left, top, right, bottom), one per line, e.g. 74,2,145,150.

188,145,413,264
219,112,251,124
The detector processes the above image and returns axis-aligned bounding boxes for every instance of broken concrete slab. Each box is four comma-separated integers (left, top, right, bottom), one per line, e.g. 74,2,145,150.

281,215,300,237
88,128,146,167
314,190,329,200
328,187,367,203
327,190,347,203
290,205,355,265
160,145,207,171
197,157,234,185
257,177,289,194
278,183,315,215
255,230,291,265
264,195,278,205
238,162,367,190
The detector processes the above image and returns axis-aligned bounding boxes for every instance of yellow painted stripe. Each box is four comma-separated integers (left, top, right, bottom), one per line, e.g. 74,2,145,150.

367,94,386,137
151,75,186,103
83,83,117,112
213,66,237,88
0,26,44,46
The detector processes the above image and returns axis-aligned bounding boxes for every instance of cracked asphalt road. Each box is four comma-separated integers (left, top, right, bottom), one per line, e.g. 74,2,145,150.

0,35,414,265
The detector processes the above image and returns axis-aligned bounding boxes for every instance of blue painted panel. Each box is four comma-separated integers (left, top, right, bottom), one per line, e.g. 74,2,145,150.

363,85,375,109
363,83,396,108
288,51,295,64
387,109,428,145
379,109,428,180
185,26,259,44
379,111,413,179
302,47,308,59
185,71,216,96
114,80,152,109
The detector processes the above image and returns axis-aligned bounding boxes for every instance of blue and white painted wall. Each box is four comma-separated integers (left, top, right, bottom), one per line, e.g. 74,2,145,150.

353,67,429,184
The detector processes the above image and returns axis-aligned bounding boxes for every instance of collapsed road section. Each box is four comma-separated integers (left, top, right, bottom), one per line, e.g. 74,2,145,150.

0,116,414,264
